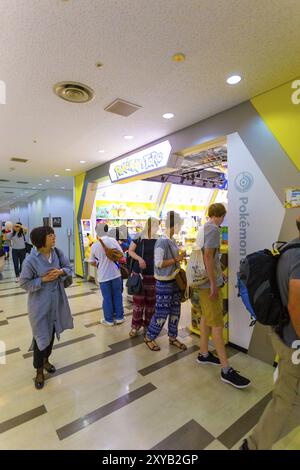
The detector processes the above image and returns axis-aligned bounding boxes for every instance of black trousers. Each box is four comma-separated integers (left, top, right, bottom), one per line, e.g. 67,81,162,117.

12,248,26,277
33,329,55,369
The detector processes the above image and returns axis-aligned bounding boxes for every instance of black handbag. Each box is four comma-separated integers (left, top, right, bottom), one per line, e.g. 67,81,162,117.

25,242,33,254
126,272,143,295
23,234,33,254
126,239,144,295
54,248,73,288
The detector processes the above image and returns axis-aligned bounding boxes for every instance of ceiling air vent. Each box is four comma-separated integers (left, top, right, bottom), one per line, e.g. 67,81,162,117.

10,157,28,163
16,181,29,184
4,191,13,194
0,179,9,182
53,81,95,103
104,99,141,117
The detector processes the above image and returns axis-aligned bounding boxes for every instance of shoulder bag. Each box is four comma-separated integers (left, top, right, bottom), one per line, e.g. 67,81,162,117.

126,239,144,295
23,234,33,254
99,238,124,262
54,248,73,288
168,240,188,303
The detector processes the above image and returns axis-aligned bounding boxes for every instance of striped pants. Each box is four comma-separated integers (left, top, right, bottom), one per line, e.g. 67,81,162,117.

132,275,156,330
147,280,181,341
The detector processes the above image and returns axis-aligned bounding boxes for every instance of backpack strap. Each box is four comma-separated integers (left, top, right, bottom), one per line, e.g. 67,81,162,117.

279,242,300,256
272,241,287,256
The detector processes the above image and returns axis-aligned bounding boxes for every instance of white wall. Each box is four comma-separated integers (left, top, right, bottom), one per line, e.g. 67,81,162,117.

0,211,11,224
10,190,74,260
227,133,285,349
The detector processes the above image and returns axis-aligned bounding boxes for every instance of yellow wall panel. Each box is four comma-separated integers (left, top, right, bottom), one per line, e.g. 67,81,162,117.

251,79,300,171
74,173,86,277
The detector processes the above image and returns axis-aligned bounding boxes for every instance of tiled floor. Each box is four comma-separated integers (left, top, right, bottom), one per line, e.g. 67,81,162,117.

0,259,299,450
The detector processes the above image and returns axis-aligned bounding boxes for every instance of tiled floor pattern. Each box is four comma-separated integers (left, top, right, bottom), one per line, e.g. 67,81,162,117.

0,260,299,450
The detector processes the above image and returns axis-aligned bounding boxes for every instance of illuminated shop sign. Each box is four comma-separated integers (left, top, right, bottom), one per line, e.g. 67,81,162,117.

109,141,172,182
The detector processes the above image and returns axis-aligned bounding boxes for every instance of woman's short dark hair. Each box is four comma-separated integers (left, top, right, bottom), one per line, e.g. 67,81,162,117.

30,226,54,249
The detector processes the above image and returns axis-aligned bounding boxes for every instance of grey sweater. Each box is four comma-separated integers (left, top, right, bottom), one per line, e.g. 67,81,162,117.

154,236,179,281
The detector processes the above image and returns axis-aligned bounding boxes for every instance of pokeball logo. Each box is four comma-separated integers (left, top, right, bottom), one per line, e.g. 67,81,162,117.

234,172,254,193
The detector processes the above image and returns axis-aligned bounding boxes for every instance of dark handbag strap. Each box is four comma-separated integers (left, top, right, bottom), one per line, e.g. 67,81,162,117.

130,238,145,274
54,247,62,268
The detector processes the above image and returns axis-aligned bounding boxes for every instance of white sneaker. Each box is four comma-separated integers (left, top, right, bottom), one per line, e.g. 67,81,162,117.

100,319,114,326
15,277,19,283
115,318,125,325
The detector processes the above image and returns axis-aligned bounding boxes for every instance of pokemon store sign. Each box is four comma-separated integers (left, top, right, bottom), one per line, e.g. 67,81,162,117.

109,141,173,183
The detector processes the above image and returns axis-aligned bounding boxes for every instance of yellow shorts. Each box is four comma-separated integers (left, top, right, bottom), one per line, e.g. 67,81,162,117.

198,288,224,327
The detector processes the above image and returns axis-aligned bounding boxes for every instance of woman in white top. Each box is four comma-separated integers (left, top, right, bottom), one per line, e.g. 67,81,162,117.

6,222,28,281
89,224,125,326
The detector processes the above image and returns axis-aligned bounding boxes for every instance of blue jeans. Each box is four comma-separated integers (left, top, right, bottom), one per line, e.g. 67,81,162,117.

99,276,124,323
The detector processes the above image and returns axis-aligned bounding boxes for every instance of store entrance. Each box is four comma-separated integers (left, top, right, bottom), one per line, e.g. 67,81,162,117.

82,140,228,342
144,141,229,341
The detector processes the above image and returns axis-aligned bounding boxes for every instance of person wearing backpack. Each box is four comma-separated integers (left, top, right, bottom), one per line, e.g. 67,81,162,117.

196,203,251,389
89,223,125,326
240,216,300,450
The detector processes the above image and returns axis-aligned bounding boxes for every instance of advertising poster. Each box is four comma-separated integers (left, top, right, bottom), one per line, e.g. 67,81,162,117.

284,187,300,208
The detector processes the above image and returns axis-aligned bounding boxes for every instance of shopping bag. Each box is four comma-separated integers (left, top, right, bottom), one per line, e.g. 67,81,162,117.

186,226,208,288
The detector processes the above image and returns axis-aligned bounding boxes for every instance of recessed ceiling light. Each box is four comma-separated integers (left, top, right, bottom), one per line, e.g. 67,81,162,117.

32,187,36,189
79,160,86,164
45,179,51,182
226,75,242,85
65,168,71,171
54,174,60,177
124,135,133,140
61,187,65,189
163,113,174,119
172,52,186,62
38,183,42,186
98,149,105,153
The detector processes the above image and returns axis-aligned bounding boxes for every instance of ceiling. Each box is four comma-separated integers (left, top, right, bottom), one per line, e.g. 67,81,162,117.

1,0,300,209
